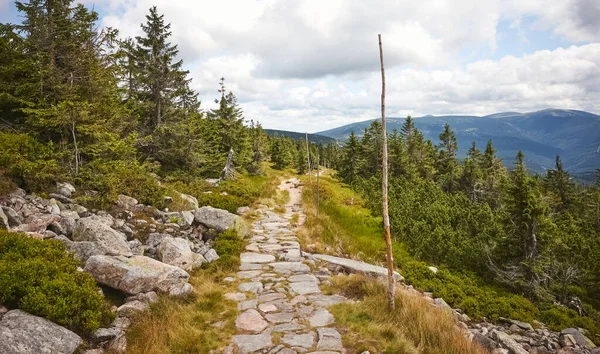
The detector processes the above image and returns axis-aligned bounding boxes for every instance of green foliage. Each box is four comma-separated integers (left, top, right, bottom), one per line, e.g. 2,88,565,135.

76,159,164,207
208,229,245,272
0,132,62,191
303,172,600,341
0,230,113,334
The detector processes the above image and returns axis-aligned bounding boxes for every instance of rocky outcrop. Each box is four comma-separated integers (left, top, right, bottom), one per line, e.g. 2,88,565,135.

193,206,249,237
0,309,82,354
84,255,190,295
72,216,132,257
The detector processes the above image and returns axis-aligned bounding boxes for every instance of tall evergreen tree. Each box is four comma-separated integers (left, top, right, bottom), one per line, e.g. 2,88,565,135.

134,6,195,129
545,155,574,208
460,141,483,202
338,131,362,185
436,123,459,192
209,78,251,171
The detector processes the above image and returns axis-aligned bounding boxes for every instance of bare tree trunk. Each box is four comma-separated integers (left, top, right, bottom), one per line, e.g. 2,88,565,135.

316,153,320,216
71,120,79,176
379,34,396,310
306,132,311,183
220,148,236,181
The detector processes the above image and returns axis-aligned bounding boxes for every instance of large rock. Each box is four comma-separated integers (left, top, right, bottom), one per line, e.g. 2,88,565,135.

157,237,196,271
68,241,105,263
193,206,249,237
13,214,61,233
0,309,82,354
492,330,529,354
1,206,21,227
311,254,404,282
57,182,76,198
0,207,8,229
560,328,596,349
84,255,190,295
177,192,199,209
72,216,131,257
114,194,138,210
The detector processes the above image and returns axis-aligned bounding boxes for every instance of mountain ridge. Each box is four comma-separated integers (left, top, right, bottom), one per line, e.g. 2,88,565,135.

314,109,600,174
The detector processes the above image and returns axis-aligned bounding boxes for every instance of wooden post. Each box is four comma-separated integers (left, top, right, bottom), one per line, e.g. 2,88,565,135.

316,153,320,216
306,132,312,183
379,33,395,310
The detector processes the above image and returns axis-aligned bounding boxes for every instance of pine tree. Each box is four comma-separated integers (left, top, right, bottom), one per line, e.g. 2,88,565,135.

436,123,459,193
209,78,251,170
460,141,483,201
502,151,552,294
480,140,506,208
338,131,362,185
134,6,194,129
248,121,269,175
545,155,574,208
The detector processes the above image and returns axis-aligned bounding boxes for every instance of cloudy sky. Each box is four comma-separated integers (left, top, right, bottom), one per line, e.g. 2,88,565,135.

1,0,599,132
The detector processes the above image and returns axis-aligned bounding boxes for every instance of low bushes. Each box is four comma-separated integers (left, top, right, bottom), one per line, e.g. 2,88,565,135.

0,230,114,334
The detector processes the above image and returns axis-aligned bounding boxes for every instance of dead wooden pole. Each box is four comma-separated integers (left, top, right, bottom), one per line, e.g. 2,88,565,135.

306,132,312,183
316,153,320,216
379,33,396,310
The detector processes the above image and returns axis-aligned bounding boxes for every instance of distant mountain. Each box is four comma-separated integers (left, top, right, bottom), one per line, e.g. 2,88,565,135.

264,129,337,144
316,109,600,174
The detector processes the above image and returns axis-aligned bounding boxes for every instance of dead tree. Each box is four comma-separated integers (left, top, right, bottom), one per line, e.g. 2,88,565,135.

306,132,312,183
220,148,236,181
379,34,396,310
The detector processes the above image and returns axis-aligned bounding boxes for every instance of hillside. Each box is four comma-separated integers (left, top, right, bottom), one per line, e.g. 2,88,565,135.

264,129,337,144
317,109,600,174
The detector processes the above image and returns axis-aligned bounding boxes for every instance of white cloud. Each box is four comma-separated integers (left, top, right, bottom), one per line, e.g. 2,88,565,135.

502,0,600,42
80,0,600,132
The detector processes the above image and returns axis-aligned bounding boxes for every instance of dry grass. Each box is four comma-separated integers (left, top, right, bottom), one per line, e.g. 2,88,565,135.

327,274,490,354
126,270,239,354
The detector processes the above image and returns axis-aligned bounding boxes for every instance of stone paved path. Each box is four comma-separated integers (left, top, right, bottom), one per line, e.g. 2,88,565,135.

224,178,347,354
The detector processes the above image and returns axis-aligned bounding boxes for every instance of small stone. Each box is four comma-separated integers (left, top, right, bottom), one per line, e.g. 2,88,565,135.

232,332,273,354
235,309,268,333
288,274,319,283
282,332,316,348
309,309,335,327
316,327,343,351
237,270,262,279
238,299,258,311
241,252,276,264
265,311,294,323
258,303,279,313
117,300,149,317
225,292,247,301
271,323,307,332
289,281,321,295
238,282,263,293
258,292,287,302
204,249,219,263
269,262,311,274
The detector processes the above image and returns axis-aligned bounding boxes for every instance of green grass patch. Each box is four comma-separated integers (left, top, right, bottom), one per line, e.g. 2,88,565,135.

327,274,488,354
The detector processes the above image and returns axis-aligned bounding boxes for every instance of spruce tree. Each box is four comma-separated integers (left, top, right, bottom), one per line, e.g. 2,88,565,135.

338,131,362,185
545,155,574,208
209,78,251,170
134,6,193,129
460,141,483,201
436,123,459,192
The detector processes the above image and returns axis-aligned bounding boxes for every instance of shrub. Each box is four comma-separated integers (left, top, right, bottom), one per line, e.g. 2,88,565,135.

76,159,165,208
0,132,62,191
207,229,244,273
0,230,114,334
